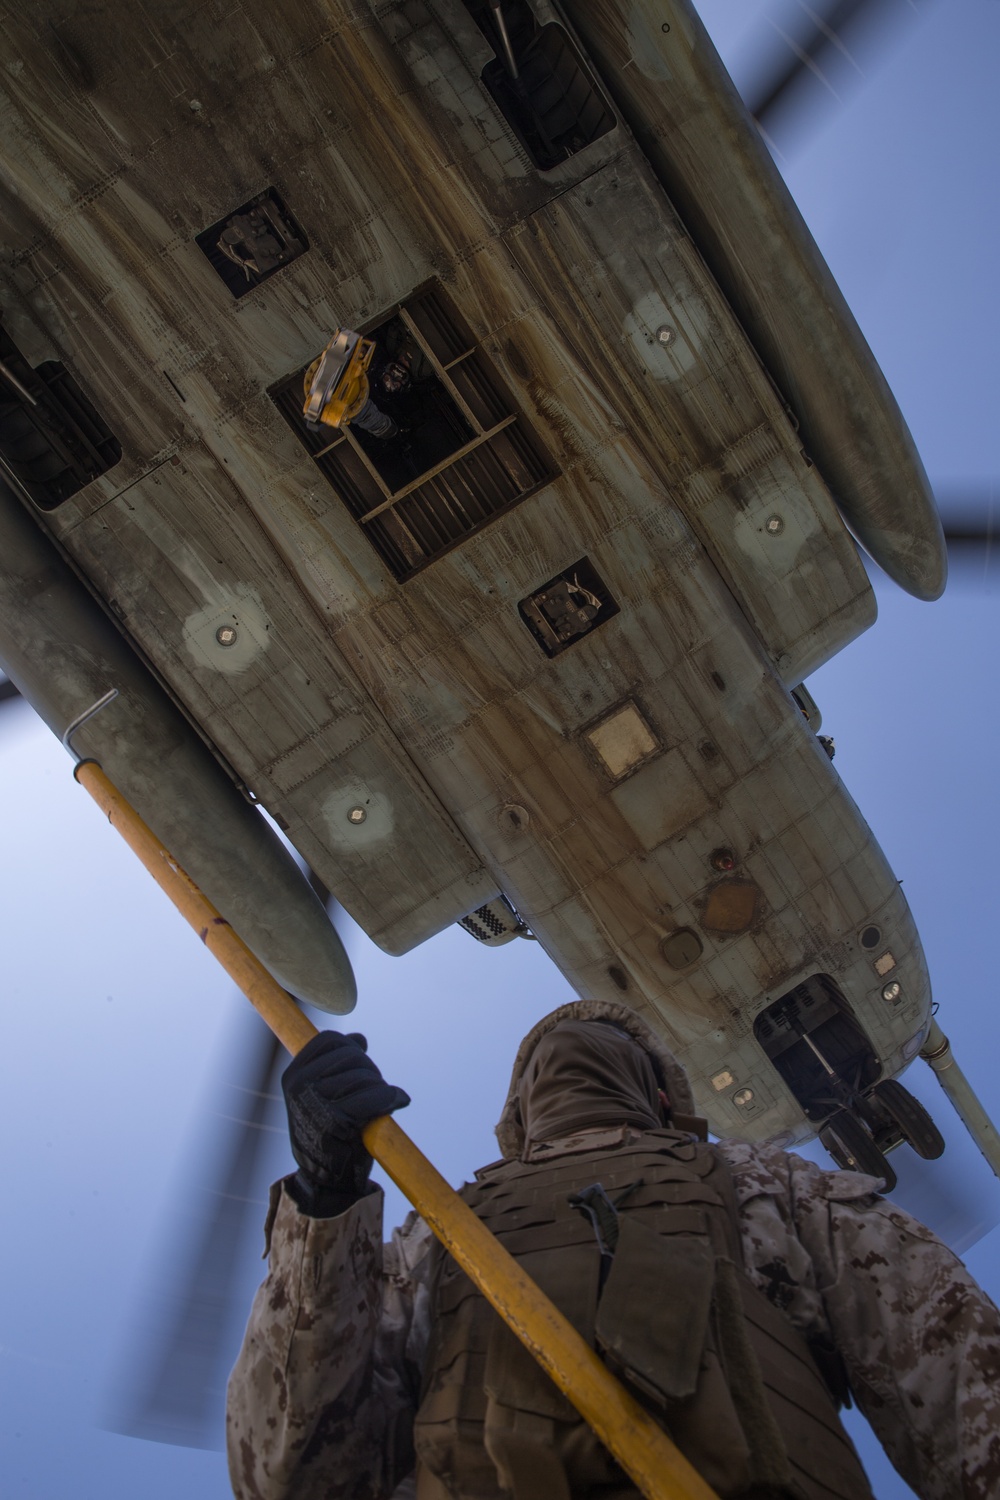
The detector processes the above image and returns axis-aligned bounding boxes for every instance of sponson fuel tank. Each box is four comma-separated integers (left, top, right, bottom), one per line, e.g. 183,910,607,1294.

0,479,356,1014
562,0,947,603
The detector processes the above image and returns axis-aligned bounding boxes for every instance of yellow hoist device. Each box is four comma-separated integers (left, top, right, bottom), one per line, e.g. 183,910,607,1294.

302,327,376,431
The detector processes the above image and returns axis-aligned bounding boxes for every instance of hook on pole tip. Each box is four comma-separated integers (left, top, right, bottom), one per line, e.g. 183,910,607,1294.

62,687,119,763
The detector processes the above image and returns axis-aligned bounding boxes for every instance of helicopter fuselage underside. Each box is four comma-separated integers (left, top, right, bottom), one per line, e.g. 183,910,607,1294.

0,0,936,1144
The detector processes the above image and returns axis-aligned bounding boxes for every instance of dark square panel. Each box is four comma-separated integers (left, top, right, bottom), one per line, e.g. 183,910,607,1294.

519,557,619,656
196,189,308,298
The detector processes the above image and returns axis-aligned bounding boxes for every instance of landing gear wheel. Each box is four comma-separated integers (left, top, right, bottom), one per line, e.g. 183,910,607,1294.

819,1110,897,1191
870,1080,945,1160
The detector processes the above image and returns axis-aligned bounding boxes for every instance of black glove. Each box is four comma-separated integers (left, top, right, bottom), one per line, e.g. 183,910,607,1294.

281,1030,410,1218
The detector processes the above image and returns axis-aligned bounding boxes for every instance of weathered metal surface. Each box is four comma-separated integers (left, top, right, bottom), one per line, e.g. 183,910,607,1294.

500,160,875,684
562,0,947,601
0,478,357,1011
0,0,935,1141
65,443,497,952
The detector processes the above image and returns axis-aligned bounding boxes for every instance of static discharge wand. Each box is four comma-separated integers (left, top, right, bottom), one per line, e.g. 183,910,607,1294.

71,748,720,1500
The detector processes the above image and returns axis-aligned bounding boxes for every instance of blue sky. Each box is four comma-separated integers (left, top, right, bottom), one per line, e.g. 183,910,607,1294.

1,4,998,1496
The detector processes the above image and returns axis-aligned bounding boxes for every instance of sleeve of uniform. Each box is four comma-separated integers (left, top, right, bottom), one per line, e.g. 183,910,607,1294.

783,1150,1000,1500
227,1179,433,1500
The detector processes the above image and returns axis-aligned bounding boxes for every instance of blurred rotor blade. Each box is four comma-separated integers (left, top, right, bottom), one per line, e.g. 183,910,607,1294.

104,884,347,1449
854,1146,1000,1255
941,520,999,550
306,866,332,907
104,1010,286,1449
808,1067,1000,1255
0,671,21,706
935,485,1000,568
742,0,925,140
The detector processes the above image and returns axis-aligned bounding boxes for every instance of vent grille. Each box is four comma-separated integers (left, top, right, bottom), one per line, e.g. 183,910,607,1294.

459,895,527,946
271,283,555,580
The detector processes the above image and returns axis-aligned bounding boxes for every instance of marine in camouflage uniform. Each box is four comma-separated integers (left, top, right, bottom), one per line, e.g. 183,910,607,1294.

227,1002,1000,1500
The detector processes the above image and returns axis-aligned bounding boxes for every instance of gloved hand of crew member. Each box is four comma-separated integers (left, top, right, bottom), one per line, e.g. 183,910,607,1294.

281,1030,410,1218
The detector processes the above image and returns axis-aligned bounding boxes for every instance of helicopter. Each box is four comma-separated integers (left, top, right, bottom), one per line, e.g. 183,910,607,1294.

0,0,993,1195
1,3,998,1496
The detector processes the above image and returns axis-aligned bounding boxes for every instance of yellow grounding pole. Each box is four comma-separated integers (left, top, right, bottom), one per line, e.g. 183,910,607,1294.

75,759,718,1500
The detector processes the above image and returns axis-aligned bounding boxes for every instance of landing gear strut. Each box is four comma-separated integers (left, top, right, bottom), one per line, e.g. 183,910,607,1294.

815,1059,945,1191
819,1110,895,1188
867,1079,945,1161
753,978,945,1189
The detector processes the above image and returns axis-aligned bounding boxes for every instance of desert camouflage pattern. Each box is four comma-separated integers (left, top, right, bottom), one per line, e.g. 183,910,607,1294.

227,1137,1000,1500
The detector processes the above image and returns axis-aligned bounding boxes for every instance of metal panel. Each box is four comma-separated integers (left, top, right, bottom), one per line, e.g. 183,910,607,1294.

502,164,876,684
68,442,496,951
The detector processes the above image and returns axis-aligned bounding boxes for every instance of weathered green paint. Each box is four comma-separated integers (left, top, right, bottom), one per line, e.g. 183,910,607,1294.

0,0,940,1144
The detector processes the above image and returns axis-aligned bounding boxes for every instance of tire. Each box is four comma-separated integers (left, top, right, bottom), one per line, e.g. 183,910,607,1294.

869,1079,945,1160
819,1109,897,1191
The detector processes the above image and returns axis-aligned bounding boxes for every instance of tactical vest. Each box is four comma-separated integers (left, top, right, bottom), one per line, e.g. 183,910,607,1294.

413,1130,874,1500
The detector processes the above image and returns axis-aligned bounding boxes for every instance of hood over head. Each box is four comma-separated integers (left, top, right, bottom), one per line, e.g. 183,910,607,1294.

495,1000,696,1159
